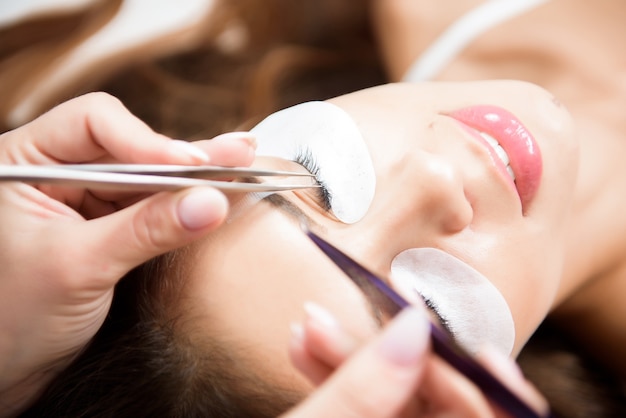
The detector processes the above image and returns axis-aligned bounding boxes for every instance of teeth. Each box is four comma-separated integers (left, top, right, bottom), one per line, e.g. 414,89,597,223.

506,165,515,180
479,132,515,181
480,131,499,147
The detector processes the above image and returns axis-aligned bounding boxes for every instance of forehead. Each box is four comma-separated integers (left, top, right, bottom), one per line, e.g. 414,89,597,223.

183,200,379,378
190,199,374,314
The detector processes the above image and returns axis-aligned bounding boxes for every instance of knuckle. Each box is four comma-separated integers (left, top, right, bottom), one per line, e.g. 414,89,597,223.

80,91,121,109
78,92,126,123
75,92,124,123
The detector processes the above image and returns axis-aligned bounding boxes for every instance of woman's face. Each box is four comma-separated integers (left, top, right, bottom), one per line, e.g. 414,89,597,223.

188,81,578,389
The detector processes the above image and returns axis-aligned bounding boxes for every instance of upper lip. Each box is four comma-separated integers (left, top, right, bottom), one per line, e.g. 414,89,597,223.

446,105,543,212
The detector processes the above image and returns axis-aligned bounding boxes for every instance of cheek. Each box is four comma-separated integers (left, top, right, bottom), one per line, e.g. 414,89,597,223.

486,251,561,356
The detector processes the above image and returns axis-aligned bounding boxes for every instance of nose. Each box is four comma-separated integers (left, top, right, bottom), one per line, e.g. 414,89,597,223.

346,152,473,271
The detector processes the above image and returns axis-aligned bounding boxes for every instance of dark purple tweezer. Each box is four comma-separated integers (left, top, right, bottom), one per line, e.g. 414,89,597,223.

306,230,552,418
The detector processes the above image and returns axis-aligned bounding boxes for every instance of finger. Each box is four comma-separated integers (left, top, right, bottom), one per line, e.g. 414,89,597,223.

75,189,144,219
301,302,360,367
283,307,430,418
420,356,495,417
73,132,257,210
476,346,550,417
70,186,229,285
289,302,360,385
289,323,335,386
6,92,210,164
193,132,257,167
0,183,82,226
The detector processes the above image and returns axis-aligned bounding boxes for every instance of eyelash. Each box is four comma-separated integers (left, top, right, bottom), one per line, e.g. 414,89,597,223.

420,294,453,336
294,147,332,212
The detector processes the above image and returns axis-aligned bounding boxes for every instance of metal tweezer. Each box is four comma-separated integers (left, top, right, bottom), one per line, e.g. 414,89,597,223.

0,164,318,193
306,230,551,418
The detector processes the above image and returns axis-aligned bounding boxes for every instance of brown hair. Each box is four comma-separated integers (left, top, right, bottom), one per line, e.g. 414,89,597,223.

21,248,303,418
97,0,383,140
0,0,383,135
0,0,125,130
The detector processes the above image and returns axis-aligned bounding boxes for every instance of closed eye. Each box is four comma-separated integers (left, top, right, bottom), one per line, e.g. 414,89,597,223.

420,294,454,337
345,268,455,339
293,147,332,212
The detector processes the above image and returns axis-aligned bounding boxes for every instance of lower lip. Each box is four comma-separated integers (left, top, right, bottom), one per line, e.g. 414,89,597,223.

447,106,542,211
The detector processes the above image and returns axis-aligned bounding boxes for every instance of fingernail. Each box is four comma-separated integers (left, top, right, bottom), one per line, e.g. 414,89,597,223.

290,322,305,345
213,131,257,149
304,302,340,329
171,140,210,162
177,188,228,230
377,307,430,367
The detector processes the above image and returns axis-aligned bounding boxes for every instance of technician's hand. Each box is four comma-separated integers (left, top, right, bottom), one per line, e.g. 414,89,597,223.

0,93,255,415
284,304,549,418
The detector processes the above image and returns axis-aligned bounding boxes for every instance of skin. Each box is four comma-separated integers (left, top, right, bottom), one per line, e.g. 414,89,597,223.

3,0,622,415
0,93,256,416
285,304,547,417
0,92,545,418
0,91,544,418
186,80,578,397
370,0,626,378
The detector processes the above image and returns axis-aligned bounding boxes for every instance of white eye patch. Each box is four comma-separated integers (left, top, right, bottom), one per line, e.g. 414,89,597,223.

251,101,376,224
391,248,515,355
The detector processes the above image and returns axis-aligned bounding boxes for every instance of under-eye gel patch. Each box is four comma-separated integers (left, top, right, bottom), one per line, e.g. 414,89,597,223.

251,101,376,224
391,248,516,355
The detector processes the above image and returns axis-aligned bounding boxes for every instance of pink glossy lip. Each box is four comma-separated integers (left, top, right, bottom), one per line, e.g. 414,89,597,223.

447,105,542,212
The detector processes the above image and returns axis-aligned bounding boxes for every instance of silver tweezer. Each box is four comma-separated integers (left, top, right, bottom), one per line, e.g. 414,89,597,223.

0,164,318,192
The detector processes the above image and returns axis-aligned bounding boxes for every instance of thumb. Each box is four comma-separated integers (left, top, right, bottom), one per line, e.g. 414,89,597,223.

283,307,430,418
81,186,228,281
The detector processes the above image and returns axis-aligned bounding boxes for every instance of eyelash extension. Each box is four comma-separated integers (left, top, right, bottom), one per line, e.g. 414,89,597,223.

293,147,332,212
421,294,454,337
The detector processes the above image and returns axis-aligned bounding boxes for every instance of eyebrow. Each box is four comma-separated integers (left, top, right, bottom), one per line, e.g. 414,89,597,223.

263,193,315,227
262,193,385,328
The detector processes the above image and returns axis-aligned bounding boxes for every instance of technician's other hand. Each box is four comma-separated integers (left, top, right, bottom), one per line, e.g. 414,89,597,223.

285,304,549,417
